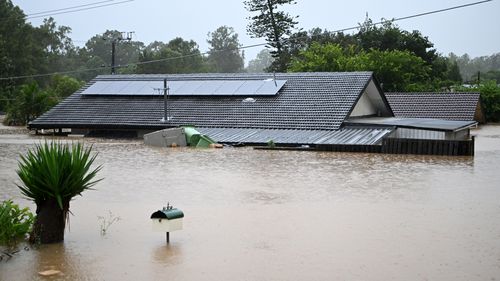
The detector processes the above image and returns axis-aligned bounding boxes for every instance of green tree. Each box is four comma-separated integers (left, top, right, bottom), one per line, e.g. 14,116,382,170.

245,0,299,72
449,52,500,82
287,28,358,61
356,19,437,65
0,200,34,247
35,18,77,78
364,49,432,91
0,1,42,110
447,60,463,83
289,43,352,72
137,38,208,74
4,82,58,126
482,70,500,84
247,49,274,72
290,43,432,91
207,26,244,73
286,19,453,86
478,80,500,122
49,75,84,98
0,3,83,111
17,142,102,244
81,30,144,75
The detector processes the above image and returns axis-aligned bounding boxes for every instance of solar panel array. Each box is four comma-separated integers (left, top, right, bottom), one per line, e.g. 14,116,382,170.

81,80,287,96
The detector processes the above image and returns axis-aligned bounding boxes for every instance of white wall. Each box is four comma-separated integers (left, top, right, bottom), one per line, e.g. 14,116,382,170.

350,91,377,117
389,128,446,140
349,80,392,118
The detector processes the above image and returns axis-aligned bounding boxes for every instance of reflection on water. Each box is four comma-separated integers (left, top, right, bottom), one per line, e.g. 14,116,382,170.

152,243,183,265
0,125,499,280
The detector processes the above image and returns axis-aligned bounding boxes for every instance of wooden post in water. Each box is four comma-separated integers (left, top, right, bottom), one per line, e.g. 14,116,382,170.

166,232,170,243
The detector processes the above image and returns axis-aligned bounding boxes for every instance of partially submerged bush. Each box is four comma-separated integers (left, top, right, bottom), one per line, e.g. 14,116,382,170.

0,200,34,247
17,142,102,243
267,139,276,148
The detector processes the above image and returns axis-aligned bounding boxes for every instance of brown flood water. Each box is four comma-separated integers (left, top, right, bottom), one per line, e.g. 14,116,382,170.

1,126,500,280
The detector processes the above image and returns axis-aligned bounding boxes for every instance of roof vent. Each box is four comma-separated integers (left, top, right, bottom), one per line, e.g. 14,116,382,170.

242,97,256,103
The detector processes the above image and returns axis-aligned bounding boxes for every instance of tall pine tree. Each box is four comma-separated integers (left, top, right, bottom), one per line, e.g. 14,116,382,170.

244,0,298,72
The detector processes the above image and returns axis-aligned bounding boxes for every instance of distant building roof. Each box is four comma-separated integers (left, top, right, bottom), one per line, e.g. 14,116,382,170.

30,72,391,131
385,92,482,122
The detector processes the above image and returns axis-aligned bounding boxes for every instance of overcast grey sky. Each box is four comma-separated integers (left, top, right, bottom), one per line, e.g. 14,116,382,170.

12,0,499,63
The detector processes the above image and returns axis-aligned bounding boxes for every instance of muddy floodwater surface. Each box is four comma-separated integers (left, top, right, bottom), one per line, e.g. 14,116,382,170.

1,126,500,280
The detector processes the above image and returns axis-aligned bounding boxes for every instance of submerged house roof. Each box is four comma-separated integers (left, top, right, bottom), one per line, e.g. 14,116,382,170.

29,73,478,155
30,72,392,133
385,92,483,122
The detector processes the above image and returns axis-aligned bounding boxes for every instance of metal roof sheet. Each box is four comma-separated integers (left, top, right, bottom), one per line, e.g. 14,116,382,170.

345,117,477,132
385,92,480,121
196,127,393,145
30,72,375,131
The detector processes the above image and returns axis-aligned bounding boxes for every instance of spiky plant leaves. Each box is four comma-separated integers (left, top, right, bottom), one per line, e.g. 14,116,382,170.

16,141,102,243
16,142,102,209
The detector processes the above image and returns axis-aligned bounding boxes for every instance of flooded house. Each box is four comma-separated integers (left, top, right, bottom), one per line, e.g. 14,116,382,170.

29,72,477,155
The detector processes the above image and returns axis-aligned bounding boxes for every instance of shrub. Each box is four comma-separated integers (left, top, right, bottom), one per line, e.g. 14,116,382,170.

17,142,102,243
0,200,34,247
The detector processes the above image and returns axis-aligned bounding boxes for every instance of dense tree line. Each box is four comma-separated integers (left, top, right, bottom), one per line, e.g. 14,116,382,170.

269,20,463,91
0,1,247,124
449,52,500,83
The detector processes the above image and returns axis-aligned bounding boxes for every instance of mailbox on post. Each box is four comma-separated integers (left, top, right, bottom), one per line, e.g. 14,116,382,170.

150,204,184,243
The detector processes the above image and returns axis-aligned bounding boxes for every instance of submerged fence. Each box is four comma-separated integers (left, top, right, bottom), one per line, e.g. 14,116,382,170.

381,137,475,156
257,137,475,156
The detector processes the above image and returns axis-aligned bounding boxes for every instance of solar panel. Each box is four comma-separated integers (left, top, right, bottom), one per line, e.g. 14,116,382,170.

82,81,111,94
193,81,224,95
235,81,264,95
256,80,287,95
81,80,287,96
214,81,244,95
104,81,130,94
167,81,185,94
121,81,158,94
175,81,205,95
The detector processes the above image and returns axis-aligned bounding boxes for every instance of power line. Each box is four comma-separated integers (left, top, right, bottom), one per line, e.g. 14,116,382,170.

26,0,115,16
1,0,492,81
26,0,134,20
303,0,493,35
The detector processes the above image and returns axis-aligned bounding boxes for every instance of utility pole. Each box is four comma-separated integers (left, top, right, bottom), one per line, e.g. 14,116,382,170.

162,78,170,122
153,78,170,122
110,31,134,75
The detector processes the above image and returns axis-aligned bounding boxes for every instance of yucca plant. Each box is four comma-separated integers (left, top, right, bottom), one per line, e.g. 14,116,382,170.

16,142,102,243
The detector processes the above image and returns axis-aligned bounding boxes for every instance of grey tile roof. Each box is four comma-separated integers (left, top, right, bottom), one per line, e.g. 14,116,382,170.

385,92,480,121
197,127,393,145
29,72,374,131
